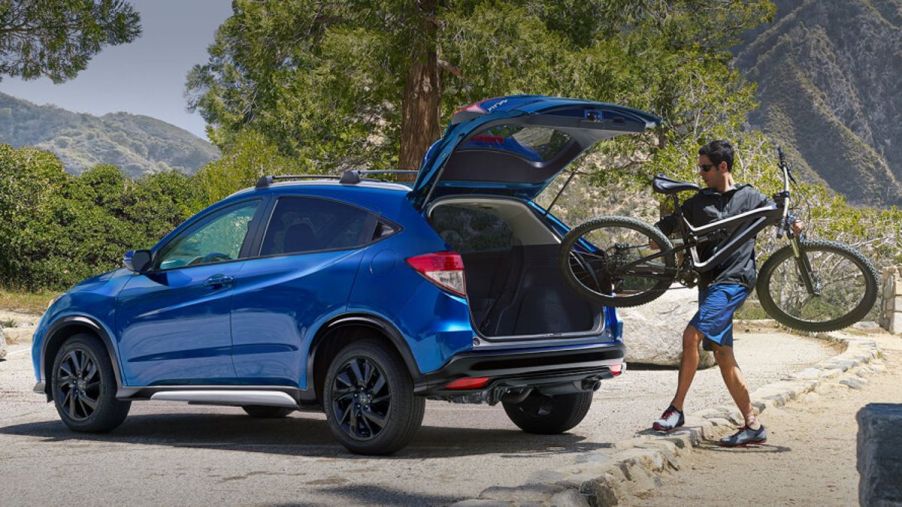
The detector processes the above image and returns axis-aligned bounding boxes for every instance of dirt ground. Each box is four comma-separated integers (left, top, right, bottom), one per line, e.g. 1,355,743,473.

638,333,902,507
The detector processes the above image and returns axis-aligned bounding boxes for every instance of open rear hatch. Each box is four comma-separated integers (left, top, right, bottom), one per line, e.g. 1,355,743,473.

413,95,659,340
408,95,660,210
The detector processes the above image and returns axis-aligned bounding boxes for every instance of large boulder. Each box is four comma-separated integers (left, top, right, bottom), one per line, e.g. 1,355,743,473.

619,284,716,368
857,403,902,506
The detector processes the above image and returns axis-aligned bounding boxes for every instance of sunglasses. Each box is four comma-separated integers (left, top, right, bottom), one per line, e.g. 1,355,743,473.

698,163,717,172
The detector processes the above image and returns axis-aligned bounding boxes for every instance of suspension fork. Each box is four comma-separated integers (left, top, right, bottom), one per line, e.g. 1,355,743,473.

790,235,820,296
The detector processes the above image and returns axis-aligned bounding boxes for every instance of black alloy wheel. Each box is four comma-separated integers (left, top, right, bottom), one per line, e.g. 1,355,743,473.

51,334,130,432
323,339,425,455
331,356,392,441
56,348,101,421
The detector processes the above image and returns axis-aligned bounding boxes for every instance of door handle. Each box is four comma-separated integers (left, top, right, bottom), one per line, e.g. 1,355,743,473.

203,274,234,288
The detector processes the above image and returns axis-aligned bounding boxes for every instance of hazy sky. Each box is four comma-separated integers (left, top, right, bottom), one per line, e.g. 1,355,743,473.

0,0,232,140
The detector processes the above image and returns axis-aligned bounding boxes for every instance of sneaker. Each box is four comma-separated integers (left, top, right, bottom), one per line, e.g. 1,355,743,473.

719,425,768,447
652,405,685,432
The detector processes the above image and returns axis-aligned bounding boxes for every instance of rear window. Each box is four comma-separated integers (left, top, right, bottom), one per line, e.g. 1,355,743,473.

260,197,374,256
430,205,514,254
463,125,572,162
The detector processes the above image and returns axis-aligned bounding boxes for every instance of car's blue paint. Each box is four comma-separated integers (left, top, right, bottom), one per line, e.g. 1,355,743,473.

115,261,247,385
32,95,652,396
230,249,365,386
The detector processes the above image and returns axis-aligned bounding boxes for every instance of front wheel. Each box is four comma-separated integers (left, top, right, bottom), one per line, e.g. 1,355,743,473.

560,216,677,307
51,334,130,432
502,391,593,434
756,239,879,332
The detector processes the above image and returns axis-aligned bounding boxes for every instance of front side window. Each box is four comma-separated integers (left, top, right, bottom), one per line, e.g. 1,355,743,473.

157,201,260,270
260,197,374,256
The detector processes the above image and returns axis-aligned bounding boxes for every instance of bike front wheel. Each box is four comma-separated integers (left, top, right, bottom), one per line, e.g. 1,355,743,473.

756,239,879,332
560,216,677,307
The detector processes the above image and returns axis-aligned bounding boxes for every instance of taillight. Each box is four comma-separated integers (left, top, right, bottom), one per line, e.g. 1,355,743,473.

405,251,466,297
610,363,624,376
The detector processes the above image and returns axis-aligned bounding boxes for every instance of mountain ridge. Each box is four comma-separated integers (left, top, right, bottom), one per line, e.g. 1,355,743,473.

0,92,219,178
735,0,902,207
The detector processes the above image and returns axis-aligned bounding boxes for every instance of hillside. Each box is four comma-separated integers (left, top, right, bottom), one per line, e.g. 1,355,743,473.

735,0,902,207
0,92,219,178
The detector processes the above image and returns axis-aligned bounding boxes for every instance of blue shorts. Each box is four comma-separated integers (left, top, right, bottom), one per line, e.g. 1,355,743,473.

689,284,750,350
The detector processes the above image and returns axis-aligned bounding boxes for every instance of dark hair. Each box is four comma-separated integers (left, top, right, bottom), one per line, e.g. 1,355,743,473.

699,140,734,171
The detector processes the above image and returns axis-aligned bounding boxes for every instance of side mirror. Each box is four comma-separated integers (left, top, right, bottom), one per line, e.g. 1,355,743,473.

123,249,153,273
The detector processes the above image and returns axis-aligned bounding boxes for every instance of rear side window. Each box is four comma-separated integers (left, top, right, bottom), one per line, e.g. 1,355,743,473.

260,197,375,256
430,205,513,254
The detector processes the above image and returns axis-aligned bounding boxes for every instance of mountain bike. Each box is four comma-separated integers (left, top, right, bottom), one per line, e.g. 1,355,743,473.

559,148,879,332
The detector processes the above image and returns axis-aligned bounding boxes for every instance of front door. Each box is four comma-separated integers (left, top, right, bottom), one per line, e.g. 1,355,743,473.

115,199,262,386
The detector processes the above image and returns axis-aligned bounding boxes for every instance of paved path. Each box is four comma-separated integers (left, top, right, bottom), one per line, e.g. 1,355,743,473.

0,330,836,506
638,332,902,507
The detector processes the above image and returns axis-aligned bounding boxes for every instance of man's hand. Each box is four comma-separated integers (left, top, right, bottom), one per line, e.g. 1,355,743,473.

791,219,804,236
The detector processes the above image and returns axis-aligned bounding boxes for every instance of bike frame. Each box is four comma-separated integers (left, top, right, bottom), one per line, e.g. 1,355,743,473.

670,200,782,273
622,156,809,290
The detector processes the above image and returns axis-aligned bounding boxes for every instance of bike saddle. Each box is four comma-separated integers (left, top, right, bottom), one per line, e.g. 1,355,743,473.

652,174,700,194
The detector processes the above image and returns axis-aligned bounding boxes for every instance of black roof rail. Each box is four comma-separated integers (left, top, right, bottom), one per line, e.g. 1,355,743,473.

256,170,419,189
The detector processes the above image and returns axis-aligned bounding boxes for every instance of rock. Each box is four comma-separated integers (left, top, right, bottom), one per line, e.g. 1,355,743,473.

840,378,866,390
549,489,591,507
620,285,715,368
0,327,6,361
3,326,35,344
857,404,902,506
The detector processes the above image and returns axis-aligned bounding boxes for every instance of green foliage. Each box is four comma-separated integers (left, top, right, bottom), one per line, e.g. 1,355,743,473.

192,130,307,208
0,0,141,82
0,145,197,291
187,0,774,171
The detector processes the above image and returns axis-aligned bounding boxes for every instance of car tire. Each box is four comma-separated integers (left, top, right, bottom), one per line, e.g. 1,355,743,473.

323,339,425,455
51,333,130,433
241,405,295,418
502,391,593,434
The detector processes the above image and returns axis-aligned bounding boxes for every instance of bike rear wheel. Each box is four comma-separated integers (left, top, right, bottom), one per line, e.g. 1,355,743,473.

756,239,879,332
560,216,677,307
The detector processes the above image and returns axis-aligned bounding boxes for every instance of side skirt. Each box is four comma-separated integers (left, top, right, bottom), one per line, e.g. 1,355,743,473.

116,385,320,410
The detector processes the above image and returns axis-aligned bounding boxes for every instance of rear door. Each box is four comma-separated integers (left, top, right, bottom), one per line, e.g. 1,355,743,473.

408,95,660,210
229,195,382,386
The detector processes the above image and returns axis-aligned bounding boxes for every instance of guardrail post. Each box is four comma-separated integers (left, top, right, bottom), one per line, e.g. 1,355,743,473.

879,267,901,335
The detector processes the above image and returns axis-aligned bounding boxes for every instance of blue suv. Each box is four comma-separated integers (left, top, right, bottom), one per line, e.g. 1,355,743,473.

32,96,660,454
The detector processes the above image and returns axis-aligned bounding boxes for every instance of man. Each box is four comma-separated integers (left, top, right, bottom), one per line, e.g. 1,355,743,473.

650,140,802,447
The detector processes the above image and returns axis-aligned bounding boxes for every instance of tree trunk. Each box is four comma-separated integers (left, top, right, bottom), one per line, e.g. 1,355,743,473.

398,0,441,178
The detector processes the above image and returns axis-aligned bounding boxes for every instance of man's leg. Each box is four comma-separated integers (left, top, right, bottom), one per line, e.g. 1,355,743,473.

653,324,703,431
708,341,757,428
671,324,704,412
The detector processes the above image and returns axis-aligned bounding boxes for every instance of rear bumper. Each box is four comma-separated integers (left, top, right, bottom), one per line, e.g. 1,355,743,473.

414,342,624,402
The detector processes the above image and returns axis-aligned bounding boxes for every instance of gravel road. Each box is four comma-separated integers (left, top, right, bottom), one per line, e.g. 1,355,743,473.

0,329,837,506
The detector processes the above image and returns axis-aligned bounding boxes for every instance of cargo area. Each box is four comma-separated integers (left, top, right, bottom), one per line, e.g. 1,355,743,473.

428,197,604,338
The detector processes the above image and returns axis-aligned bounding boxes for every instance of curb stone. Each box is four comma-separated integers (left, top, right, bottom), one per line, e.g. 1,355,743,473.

447,329,881,506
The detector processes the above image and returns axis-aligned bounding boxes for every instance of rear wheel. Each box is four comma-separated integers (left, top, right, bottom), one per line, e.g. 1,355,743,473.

242,406,294,418
323,339,425,455
560,216,676,307
502,391,593,434
51,334,130,433
756,239,879,332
